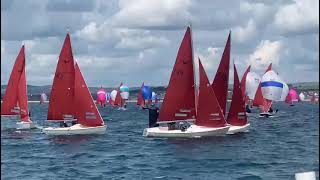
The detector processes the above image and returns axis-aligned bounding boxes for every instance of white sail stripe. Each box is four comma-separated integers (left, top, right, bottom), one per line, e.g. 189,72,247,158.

175,113,188,117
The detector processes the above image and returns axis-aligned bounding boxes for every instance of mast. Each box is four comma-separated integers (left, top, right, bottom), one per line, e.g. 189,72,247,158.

189,22,197,115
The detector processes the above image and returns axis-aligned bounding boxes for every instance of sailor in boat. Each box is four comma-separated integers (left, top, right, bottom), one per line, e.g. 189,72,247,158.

147,104,160,128
245,104,251,113
59,121,69,127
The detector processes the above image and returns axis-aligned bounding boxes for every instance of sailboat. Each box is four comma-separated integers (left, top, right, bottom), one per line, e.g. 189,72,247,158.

211,32,231,116
40,92,47,104
143,27,229,138
226,64,250,134
137,82,146,108
250,64,274,117
259,64,287,117
42,34,106,135
298,92,305,102
285,88,298,106
114,83,126,110
1,45,35,129
96,86,107,107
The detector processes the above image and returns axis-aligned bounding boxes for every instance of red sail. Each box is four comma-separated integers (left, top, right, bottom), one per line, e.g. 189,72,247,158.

1,46,25,116
252,63,273,107
211,32,231,115
17,63,31,122
74,63,104,127
114,83,123,106
226,64,247,126
240,65,251,103
158,26,196,122
47,34,75,121
137,82,145,107
195,59,227,127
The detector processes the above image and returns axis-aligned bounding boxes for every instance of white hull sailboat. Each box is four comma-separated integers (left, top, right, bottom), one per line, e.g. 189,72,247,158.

43,34,106,135
1,45,35,130
225,64,250,134
144,27,230,137
143,125,229,138
43,124,106,135
227,123,250,135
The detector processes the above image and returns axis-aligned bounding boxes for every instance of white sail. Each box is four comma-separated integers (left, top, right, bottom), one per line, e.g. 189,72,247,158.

119,85,129,100
299,92,305,101
110,90,118,101
279,82,289,101
245,72,261,100
40,93,47,101
261,70,283,101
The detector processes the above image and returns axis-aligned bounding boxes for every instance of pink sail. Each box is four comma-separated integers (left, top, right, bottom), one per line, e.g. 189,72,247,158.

195,59,227,127
47,34,75,121
285,89,298,104
226,64,247,126
96,87,107,106
74,62,104,127
137,82,145,107
1,46,26,116
211,32,231,115
158,26,196,123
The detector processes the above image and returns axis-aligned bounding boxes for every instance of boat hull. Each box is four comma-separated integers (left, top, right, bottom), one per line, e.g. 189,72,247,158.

259,112,275,118
42,124,106,135
143,124,230,138
16,121,36,130
227,123,250,135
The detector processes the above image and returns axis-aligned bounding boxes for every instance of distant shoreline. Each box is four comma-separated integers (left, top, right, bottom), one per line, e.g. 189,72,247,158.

1,100,314,103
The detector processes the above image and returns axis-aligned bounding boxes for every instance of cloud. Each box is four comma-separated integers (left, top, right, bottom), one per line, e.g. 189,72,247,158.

274,0,319,35
248,40,283,70
111,0,192,29
1,0,319,86
233,19,257,43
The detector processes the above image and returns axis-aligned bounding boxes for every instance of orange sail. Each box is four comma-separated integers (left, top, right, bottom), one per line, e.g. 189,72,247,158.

158,26,196,123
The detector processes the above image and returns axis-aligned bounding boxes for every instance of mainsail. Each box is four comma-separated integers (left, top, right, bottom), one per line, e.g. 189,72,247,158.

158,26,196,123
47,34,75,121
211,32,231,115
1,46,26,116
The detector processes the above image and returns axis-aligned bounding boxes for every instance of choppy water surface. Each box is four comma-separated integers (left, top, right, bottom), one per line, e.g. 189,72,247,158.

1,102,319,180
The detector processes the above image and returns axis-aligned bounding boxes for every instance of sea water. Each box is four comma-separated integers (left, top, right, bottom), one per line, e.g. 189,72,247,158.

1,102,319,180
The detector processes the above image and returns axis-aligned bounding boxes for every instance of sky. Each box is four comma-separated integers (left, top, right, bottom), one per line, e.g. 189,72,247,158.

1,0,319,87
